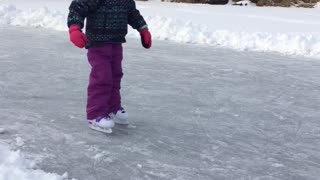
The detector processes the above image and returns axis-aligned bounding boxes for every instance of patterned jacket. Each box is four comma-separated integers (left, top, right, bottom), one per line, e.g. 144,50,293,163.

67,0,148,47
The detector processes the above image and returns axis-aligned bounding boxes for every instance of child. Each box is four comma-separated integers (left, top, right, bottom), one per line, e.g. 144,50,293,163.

67,0,152,133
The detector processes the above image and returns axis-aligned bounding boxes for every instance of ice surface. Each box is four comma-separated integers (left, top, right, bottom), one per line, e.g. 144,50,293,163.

0,128,5,134
0,26,320,180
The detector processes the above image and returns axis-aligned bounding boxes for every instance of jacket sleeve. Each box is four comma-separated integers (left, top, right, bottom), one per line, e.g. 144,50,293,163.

127,0,148,30
67,0,101,28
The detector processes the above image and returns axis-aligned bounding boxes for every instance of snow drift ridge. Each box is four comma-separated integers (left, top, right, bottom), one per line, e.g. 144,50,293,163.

1,4,320,58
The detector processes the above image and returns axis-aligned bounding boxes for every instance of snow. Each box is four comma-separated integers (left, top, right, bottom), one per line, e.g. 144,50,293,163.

15,137,24,147
0,5,66,31
232,0,250,6
0,0,320,58
0,142,74,180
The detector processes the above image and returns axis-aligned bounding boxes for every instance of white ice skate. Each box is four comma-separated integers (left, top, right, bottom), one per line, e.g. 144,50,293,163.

109,108,129,125
88,116,115,134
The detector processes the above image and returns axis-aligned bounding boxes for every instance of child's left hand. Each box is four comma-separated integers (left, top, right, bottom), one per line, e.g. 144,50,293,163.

139,29,152,49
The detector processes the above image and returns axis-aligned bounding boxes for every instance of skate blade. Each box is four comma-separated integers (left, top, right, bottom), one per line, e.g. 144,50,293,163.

114,121,129,125
89,124,113,134
114,119,129,125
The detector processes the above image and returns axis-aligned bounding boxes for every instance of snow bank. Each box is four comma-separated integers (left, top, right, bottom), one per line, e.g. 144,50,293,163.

0,142,74,180
0,5,66,31
0,3,320,58
140,15,320,57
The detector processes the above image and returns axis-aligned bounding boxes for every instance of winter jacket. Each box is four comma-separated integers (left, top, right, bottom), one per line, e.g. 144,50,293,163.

67,0,148,47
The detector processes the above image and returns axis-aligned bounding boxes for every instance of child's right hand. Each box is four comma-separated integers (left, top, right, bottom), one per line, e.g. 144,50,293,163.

139,28,152,49
69,25,88,48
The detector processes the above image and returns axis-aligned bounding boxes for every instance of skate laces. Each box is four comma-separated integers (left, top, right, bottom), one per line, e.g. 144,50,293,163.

95,116,111,122
111,108,125,115
119,107,126,113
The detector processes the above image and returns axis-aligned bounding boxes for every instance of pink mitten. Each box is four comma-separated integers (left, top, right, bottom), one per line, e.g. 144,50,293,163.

139,29,152,49
69,25,88,48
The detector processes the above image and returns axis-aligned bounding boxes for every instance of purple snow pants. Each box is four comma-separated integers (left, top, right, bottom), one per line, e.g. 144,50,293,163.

86,43,123,120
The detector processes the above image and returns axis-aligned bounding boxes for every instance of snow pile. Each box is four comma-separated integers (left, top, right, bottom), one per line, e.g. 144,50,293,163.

0,3,320,58
0,142,73,180
0,5,66,31
140,15,320,57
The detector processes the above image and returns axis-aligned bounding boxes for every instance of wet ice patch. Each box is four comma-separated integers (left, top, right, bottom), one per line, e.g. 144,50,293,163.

272,163,285,168
0,127,6,134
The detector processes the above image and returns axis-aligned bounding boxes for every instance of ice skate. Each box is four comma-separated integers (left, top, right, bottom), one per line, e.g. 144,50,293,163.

88,116,115,133
109,108,129,125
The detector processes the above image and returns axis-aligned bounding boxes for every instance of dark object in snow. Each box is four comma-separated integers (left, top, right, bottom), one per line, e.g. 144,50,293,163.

208,0,229,4
232,0,249,5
